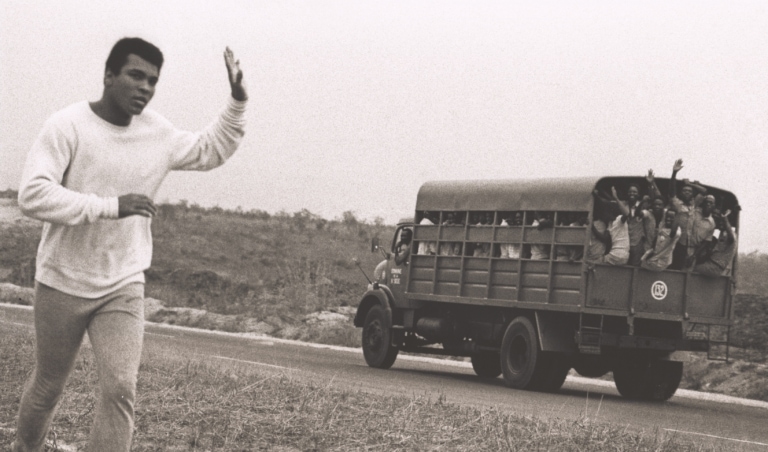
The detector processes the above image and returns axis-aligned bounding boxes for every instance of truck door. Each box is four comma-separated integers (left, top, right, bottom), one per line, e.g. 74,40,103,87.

386,226,412,306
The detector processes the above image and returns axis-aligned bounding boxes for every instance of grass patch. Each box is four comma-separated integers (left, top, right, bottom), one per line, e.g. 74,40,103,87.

1,325,730,451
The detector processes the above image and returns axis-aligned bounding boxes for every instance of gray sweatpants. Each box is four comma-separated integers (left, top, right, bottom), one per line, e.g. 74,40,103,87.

13,282,145,452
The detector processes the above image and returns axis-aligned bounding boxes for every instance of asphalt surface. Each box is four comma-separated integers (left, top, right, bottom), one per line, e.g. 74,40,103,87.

2,303,767,450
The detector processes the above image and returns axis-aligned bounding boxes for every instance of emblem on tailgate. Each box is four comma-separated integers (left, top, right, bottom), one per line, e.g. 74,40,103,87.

651,281,668,300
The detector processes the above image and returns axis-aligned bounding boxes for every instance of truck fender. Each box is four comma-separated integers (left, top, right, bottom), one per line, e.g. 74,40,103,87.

354,289,393,328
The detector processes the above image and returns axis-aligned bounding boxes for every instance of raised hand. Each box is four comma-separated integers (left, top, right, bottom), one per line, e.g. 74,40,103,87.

646,169,655,183
224,47,247,101
673,159,684,173
118,194,157,218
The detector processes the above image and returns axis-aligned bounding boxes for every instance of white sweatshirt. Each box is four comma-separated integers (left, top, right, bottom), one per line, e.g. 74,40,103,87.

18,98,247,298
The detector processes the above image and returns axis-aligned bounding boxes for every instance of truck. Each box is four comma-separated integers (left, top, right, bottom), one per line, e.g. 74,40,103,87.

353,177,738,401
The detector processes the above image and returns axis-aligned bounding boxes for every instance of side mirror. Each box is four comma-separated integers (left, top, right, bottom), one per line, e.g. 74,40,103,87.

371,237,379,253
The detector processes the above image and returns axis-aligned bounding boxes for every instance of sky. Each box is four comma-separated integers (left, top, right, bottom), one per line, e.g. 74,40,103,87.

1,0,767,252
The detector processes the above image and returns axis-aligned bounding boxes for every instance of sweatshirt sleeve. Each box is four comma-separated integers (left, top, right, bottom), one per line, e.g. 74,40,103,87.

169,97,247,171
18,118,119,225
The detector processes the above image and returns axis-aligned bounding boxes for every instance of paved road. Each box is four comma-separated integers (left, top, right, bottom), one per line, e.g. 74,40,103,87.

2,303,767,450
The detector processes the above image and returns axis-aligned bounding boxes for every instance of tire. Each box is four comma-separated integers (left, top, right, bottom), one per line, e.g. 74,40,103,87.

501,316,544,389
361,305,398,369
531,353,571,392
573,355,611,378
613,359,683,401
471,352,502,378
644,361,683,401
613,359,647,399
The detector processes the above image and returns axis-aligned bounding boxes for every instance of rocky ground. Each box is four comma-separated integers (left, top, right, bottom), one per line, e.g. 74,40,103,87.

0,282,357,344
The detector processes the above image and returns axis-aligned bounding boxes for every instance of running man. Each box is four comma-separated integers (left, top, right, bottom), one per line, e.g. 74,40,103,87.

12,38,248,452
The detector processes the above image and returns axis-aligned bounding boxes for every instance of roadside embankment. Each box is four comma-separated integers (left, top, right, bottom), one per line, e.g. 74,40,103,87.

0,282,357,344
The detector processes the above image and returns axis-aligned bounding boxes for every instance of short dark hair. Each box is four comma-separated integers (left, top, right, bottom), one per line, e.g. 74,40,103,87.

627,183,641,192
105,37,164,75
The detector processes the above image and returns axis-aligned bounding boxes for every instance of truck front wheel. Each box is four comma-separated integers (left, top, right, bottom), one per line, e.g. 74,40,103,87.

362,305,399,369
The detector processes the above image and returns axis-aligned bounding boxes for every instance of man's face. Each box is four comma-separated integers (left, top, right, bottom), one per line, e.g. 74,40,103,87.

627,186,640,203
701,198,714,215
401,230,412,243
652,199,665,216
105,54,159,117
714,215,725,230
681,186,694,202
664,211,676,227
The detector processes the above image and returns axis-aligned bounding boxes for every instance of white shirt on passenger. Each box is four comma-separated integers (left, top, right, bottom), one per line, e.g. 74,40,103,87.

529,219,550,260
602,215,630,265
499,219,521,258
417,217,436,255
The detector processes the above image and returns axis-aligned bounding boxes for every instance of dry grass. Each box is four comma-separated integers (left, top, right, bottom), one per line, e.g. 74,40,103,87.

1,325,729,452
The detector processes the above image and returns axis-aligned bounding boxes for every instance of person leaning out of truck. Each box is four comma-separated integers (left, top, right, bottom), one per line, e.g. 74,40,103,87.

588,187,630,265
684,194,716,269
692,209,737,276
640,207,681,272
395,228,413,266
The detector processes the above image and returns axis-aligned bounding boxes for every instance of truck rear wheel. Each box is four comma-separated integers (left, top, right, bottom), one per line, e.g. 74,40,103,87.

501,316,546,389
531,353,571,392
362,305,398,369
644,361,683,401
471,352,502,378
613,359,683,401
573,355,611,378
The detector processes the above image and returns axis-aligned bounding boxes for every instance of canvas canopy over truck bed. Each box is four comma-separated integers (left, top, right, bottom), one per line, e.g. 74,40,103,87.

354,177,739,401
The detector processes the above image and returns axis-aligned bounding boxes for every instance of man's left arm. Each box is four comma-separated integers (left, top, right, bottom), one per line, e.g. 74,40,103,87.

170,47,248,171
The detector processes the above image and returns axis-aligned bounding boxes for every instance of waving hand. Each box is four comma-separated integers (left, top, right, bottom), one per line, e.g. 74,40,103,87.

224,47,248,101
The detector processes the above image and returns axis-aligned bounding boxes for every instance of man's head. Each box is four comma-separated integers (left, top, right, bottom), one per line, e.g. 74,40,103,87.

680,184,694,203
701,195,715,216
651,197,666,217
400,228,413,244
714,213,726,230
664,208,676,228
627,184,641,203
106,38,164,76
103,38,164,117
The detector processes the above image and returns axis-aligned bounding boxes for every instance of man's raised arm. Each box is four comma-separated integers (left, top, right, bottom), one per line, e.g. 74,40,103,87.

169,47,248,172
